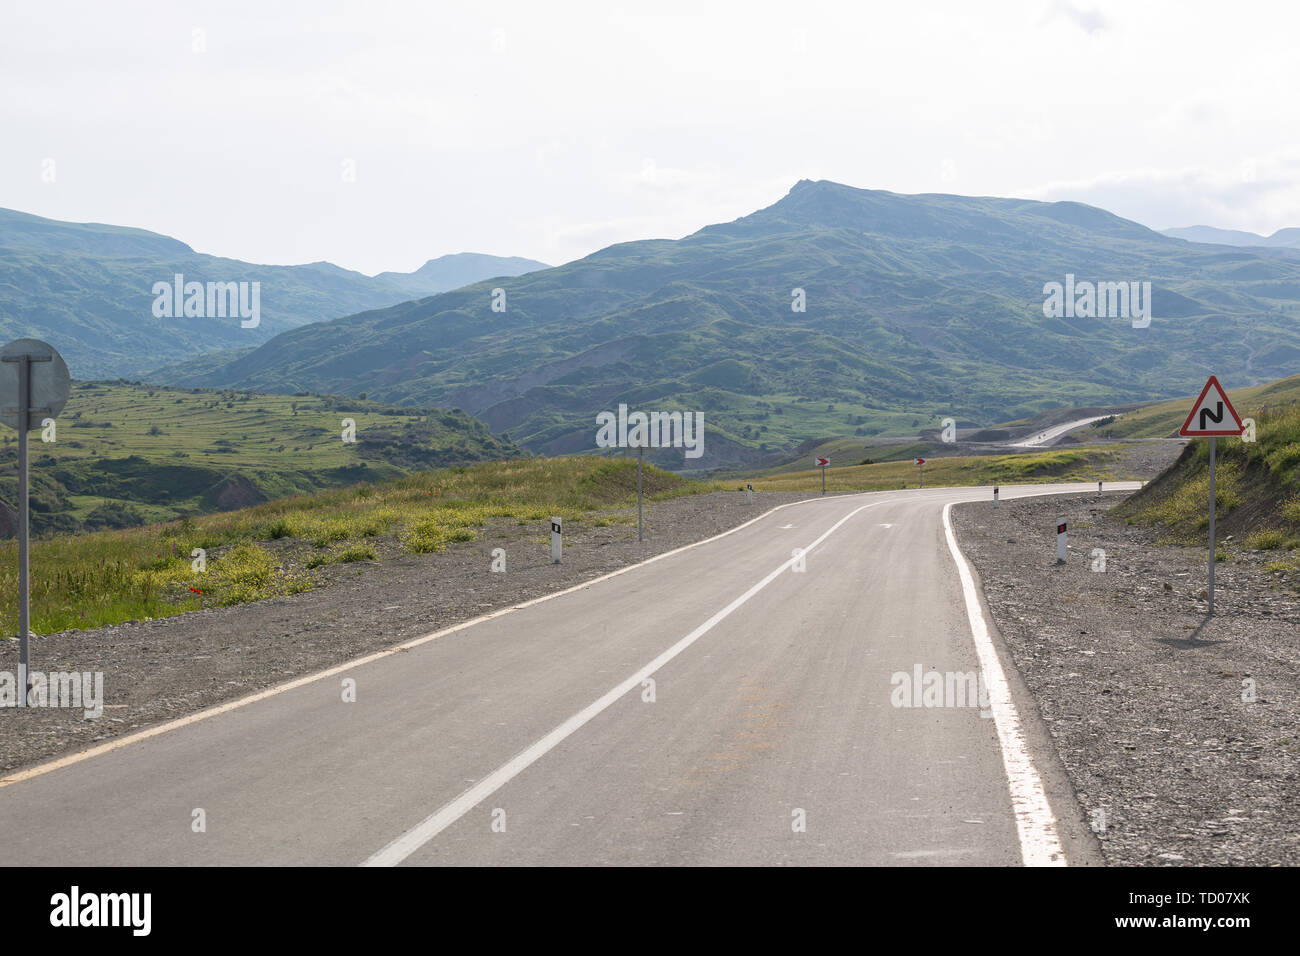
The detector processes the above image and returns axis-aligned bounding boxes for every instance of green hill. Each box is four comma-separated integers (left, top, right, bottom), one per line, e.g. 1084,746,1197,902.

0,207,548,379
167,181,1300,468
0,381,519,535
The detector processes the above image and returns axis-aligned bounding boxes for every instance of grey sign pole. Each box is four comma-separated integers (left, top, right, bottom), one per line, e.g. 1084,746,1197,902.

1178,376,1244,616
15,356,30,706
637,445,643,543
0,339,70,709
1208,437,1216,616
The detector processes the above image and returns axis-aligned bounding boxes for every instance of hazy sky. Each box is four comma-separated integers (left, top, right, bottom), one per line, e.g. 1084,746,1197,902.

3,0,1298,274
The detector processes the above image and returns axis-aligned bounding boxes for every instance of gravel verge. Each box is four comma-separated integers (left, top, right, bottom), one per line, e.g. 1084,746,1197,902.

952,492,1300,866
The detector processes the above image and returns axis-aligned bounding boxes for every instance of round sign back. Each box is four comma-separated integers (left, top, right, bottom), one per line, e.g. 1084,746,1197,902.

0,338,71,431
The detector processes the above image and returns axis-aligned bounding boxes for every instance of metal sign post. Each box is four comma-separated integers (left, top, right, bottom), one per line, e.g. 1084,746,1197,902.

1208,438,1216,615
814,457,828,495
914,457,926,488
0,339,70,709
15,356,30,706
1177,375,1244,617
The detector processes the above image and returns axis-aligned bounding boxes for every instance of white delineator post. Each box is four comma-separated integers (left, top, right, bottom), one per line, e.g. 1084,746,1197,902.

551,516,562,564
993,485,999,508
746,482,753,505
1056,520,1067,564
1098,480,1103,493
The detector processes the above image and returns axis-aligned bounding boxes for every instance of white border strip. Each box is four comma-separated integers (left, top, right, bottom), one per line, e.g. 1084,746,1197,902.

361,498,895,866
941,501,1065,866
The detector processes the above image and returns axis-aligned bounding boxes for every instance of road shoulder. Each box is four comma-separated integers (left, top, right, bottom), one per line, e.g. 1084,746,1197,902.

952,492,1299,865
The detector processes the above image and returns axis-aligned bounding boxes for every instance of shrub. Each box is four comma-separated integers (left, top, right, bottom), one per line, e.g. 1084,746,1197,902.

1246,529,1286,550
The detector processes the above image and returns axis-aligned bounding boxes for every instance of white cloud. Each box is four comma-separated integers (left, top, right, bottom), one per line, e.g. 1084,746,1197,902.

2,0,1299,271
1024,153,1300,234
1041,0,1113,35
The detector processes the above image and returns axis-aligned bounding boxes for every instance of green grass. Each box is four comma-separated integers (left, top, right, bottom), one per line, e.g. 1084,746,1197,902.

0,455,715,637
0,380,519,535
1119,403,1300,546
1245,529,1291,550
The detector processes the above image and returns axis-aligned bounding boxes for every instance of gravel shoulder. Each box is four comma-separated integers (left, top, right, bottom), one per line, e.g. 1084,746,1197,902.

0,490,818,776
952,492,1300,866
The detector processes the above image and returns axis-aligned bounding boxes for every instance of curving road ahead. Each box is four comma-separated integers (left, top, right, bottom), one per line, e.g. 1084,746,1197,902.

1009,416,1113,448
0,482,1137,866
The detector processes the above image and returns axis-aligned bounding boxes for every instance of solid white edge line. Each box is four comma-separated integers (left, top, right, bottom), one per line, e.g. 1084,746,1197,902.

941,500,1066,867
0,490,868,791
361,496,897,866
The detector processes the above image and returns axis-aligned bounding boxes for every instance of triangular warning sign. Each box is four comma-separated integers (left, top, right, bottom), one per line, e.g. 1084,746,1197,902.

1179,375,1244,436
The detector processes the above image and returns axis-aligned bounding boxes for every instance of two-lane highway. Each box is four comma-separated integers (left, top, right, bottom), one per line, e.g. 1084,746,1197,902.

0,483,1135,866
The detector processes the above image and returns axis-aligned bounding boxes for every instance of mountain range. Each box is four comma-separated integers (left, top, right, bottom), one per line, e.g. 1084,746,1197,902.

0,207,548,378
1161,225,1300,249
159,181,1300,468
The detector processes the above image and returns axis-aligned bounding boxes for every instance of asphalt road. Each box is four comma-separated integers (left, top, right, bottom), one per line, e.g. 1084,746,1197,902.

1009,416,1113,448
0,482,1137,866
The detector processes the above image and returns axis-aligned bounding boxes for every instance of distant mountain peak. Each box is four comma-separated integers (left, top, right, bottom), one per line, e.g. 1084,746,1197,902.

1161,224,1300,249
374,252,551,295
709,179,1158,242
0,206,195,257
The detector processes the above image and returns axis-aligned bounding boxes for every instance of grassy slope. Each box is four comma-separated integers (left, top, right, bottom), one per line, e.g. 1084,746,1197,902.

0,381,518,534
1103,373,1300,438
1116,404,1300,556
734,435,937,477
0,456,712,638
742,445,1135,493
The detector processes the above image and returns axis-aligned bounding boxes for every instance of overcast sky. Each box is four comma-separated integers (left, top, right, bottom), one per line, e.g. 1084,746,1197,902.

3,0,1297,275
